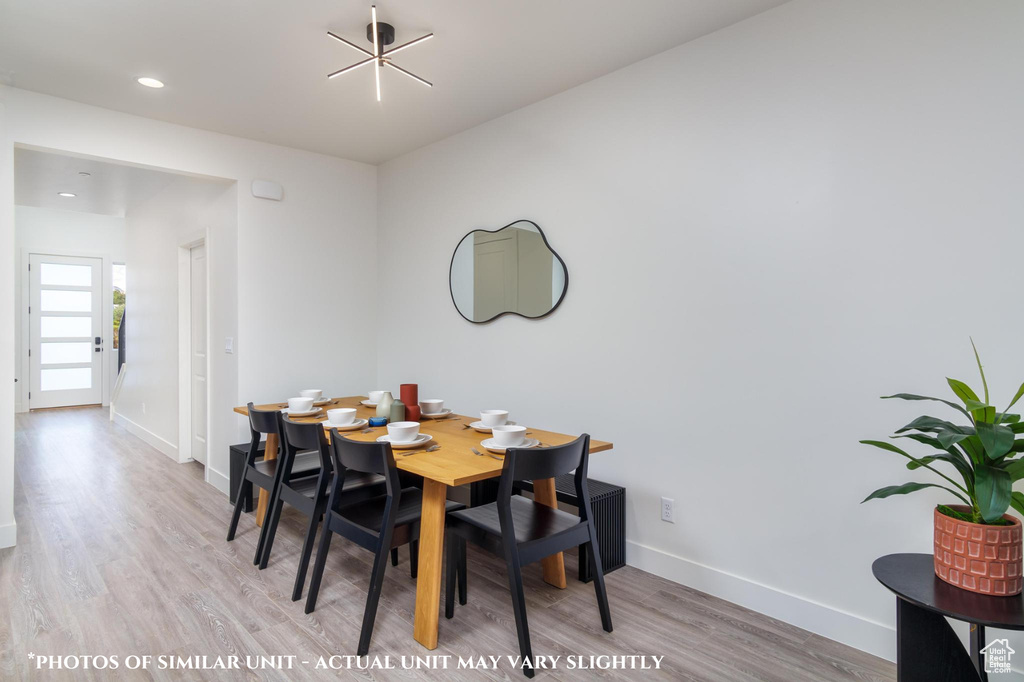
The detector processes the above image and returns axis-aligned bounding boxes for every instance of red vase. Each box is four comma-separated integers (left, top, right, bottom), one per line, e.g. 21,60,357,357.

401,384,419,408
405,405,421,422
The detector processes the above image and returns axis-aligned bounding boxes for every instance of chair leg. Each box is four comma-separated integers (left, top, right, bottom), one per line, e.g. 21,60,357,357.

586,524,613,633
457,537,467,605
258,494,285,570
391,547,399,567
226,474,249,541
504,552,534,678
444,532,457,619
410,540,419,579
291,504,324,601
357,541,391,656
305,521,334,614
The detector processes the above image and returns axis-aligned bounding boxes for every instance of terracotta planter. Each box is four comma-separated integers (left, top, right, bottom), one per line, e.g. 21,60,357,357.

933,505,1023,596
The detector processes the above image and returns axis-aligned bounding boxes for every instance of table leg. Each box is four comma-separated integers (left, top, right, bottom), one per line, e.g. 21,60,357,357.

533,478,567,589
895,597,980,681
413,479,448,650
970,623,988,682
255,433,279,527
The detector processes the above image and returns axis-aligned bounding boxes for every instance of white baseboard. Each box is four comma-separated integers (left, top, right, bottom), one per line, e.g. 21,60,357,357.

112,410,178,461
0,521,17,549
626,540,896,662
14,402,25,414
206,466,231,496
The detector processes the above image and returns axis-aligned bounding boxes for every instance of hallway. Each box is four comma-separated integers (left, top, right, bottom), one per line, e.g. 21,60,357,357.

1,407,894,681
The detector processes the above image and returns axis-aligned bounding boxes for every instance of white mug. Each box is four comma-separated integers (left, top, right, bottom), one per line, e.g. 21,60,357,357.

288,397,315,413
327,408,356,425
480,410,509,427
492,424,527,447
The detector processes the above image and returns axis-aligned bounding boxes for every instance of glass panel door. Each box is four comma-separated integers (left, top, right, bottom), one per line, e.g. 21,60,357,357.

29,254,104,408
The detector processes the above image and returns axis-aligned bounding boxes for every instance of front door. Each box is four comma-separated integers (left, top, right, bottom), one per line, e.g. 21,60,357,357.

29,254,104,408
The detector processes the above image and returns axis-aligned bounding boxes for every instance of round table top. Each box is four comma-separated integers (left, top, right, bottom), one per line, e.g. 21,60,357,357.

873,553,1024,629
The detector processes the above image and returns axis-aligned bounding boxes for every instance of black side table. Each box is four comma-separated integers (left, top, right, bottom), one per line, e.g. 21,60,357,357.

874,553,1024,681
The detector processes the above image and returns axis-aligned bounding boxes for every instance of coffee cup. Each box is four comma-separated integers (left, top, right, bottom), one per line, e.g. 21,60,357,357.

288,397,315,413
480,410,509,427
491,424,527,447
420,399,444,415
327,408,356,425
387,421,420,444
368,390,385,403
300,389,323,401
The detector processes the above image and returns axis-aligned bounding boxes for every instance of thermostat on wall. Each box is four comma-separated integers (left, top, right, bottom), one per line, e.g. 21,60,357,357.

251,179,283,201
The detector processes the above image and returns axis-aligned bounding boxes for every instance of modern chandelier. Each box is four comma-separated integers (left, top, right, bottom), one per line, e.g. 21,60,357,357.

327,5,433,102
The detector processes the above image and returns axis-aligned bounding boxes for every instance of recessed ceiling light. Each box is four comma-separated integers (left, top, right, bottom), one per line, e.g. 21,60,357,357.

78,171,91,177
137,77,164,88
58,192,76,198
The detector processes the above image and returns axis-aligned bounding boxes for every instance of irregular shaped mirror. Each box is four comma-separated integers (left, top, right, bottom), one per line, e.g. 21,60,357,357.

450,220,568,323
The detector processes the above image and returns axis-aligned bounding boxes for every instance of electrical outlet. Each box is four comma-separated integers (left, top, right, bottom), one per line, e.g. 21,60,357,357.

661,497,674,523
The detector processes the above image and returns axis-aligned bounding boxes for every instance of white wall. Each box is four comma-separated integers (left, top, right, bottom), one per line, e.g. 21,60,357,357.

377,0,1024,662
14,205,127,412
0,85,378,544
112,177,232,464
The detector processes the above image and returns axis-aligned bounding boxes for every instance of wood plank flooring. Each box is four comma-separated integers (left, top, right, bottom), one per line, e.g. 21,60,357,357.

1,407,896,680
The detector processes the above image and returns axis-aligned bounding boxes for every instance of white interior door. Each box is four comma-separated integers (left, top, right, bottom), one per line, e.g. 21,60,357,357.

29,254,103,409
190,244,208,465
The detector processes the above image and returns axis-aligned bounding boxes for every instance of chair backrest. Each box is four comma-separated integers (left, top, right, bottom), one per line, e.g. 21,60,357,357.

498,434,595,523
281,417,330,482
246,402,283,466
328,433,402,498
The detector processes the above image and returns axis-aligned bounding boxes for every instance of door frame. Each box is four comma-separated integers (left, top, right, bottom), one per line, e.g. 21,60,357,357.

177,231,210,472
18,247,115,412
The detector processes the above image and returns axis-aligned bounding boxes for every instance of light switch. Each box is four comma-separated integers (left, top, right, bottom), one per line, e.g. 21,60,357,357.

225,337,234,354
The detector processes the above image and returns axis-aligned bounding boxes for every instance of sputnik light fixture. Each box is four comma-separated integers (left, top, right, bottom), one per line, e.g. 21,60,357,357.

327,5,433,102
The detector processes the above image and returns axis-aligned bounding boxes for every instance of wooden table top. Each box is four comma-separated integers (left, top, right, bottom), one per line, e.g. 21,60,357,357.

234,396,613,487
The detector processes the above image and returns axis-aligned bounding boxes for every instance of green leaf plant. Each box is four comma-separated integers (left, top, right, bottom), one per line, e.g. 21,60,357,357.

861,339,1024,525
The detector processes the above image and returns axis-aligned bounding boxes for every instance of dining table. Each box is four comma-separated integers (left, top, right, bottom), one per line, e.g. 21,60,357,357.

233,396,613,650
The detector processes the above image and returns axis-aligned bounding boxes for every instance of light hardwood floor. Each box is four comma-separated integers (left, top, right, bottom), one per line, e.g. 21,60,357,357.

1,407,896,681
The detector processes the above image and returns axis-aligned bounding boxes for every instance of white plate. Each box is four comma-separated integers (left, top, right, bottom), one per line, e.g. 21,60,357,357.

313,397,333,406
376,433,433,449
481,437,539,454
421,409,453,419
282,407,324,417
323,418,368,432
470,420,516,433
361,400,378,407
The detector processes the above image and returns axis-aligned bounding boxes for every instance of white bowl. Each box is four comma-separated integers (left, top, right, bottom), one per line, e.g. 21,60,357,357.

368,390,386,403
491,424,527,447
386,421,421,444
327,408,356,425
288,397,315,413
480,410,509,427
300,389,323,401
420,399,445,415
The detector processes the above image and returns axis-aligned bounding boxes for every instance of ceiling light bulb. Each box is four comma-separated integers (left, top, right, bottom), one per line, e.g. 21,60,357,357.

371,6,379,57
137,77,164,88
58,192,76,198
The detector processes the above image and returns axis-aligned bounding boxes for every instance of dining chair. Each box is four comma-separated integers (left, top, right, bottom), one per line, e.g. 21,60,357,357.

444,434,613,678
226,403,320,565
304,430,463,656
259,418,386,602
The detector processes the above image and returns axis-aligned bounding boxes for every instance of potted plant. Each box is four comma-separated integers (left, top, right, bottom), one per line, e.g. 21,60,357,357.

862,341,1024,595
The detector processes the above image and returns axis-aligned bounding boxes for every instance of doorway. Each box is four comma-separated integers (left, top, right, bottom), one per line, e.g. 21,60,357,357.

28,253,104,408
188,242,208,466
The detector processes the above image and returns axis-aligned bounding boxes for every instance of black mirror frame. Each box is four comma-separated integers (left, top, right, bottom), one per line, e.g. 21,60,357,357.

448,219,569,324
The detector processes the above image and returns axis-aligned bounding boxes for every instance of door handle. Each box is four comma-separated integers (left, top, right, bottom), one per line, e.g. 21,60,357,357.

95,337,103,345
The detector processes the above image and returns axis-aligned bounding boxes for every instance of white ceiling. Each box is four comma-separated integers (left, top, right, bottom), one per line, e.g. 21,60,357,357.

14,148,181,216
0,0,787,164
